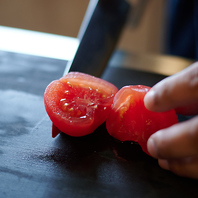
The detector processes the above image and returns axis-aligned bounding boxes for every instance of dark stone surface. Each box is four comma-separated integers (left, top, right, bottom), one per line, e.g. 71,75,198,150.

0,50,198,198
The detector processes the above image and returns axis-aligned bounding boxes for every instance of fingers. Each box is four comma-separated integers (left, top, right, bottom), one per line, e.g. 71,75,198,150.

144,62,198,179
147,116,198,179
144,62,198,112
147,116,198,159
158,157,198,179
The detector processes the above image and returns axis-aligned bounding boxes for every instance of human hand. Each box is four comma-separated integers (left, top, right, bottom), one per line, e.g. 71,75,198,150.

144,62,198,179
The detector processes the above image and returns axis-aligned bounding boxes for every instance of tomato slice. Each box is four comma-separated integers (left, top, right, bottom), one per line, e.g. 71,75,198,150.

106,85,178,155
44,72,118,137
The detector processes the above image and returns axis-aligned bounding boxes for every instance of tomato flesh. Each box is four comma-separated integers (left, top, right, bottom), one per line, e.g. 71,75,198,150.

44,72,118,137
106,85,178,155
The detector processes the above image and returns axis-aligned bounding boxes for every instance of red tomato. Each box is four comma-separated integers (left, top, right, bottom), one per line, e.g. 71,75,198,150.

106,85,178,155
44,72,118,137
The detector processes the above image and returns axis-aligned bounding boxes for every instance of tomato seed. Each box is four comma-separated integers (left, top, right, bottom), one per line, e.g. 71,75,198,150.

60,98,66,101
66,81,73,87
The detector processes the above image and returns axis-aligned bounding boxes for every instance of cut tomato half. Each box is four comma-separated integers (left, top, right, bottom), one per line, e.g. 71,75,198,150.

44,72,118,137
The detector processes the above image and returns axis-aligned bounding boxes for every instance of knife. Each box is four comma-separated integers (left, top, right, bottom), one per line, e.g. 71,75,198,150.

52,0,131,137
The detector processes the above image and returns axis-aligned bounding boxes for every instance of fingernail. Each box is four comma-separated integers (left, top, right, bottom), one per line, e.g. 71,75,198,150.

147,138,158,158
158,159,170,170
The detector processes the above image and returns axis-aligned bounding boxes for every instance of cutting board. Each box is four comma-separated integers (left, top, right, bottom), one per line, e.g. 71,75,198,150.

0,50,197,198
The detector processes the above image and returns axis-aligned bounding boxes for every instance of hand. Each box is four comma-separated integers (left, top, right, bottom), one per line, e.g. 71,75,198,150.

144,62,198,179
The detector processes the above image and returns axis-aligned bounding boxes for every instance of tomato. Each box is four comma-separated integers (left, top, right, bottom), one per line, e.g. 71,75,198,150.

106,85,178,155
44,72,118,137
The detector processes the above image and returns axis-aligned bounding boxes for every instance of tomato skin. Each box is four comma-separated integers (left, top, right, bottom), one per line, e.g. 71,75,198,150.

106,85,178,155
44,72,118,137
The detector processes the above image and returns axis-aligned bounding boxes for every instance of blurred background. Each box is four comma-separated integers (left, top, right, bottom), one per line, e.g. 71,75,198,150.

0,0,166,55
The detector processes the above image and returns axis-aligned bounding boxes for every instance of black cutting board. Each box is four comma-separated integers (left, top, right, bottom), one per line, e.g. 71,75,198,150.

0,50,197,198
